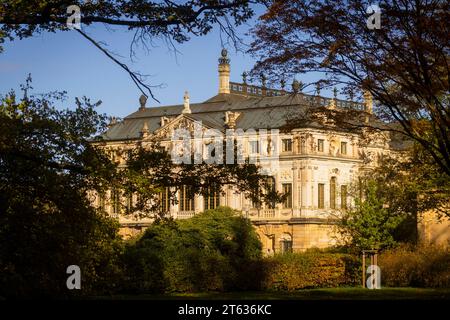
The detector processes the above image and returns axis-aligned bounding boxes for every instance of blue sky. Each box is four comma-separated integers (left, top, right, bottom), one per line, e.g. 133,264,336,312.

0,9,329,118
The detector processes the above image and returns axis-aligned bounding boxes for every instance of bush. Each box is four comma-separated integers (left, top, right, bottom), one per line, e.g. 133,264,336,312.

379,244,450,288
261,252,360,291
123,207,263,293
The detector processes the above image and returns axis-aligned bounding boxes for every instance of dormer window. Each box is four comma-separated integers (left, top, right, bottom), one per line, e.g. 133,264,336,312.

341,141,347,155
282,139,292,152
318,139,324,152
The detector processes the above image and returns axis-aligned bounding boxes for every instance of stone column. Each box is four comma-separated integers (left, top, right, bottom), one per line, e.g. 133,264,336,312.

292,163,299,216
300,162,307,211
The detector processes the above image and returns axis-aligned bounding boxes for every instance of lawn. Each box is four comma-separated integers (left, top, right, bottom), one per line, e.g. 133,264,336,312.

98,287,450,300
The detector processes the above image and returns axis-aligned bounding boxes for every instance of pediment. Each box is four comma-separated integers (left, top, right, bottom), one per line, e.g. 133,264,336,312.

149,114,216,140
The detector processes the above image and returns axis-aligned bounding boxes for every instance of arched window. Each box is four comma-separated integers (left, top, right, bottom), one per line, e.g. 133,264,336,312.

280,233,293,253
330,177,337,209
318,183,325,209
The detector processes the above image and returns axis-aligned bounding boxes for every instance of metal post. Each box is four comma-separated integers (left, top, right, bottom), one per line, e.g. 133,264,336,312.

362,251,366,288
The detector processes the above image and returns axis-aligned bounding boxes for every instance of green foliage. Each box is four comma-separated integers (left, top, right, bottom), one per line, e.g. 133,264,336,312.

123,207,263,293
261,252,360,291
0,80,271,297
379,244,450,288
337,180,406,251
372,148,450,221
250,0,450,176
0,79,123,298
0,1,254,50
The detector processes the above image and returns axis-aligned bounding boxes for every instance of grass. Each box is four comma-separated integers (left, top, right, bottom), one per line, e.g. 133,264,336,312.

96,287,450,300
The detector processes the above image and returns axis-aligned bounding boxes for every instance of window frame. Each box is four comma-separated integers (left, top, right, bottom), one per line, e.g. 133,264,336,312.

282,183,293,209
281,138,293,152
318,183,325,209
317,139,324,152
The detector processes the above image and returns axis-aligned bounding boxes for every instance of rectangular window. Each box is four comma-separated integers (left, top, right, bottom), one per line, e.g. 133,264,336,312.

250,140,259,154
341,185,348,210
125,193,133,213
111,189,121,215
179,185,195,211
204,185,220,210
330,177,336,209
282,183,292,209
318,183,325,209
318,139,324,152
239,85,243,92
98,192,106,211
282,139,293,152
160,187,170,213
247,87,251,93
341,141,347,155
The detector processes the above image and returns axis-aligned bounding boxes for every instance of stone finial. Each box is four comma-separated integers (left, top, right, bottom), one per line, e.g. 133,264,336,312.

363,90,373,123
280,78,286,90
139,94,147,111
242,71,248,84
182,91,191,114
260,73,267,88
327,87,338,109
140,121,149,138
108,116,117,128
348,87,354,101
315,83,321,96
363,90,373,114
292,79,300,93
219,48,230,65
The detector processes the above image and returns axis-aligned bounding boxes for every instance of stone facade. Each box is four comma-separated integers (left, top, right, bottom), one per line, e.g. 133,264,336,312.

96,51,400,253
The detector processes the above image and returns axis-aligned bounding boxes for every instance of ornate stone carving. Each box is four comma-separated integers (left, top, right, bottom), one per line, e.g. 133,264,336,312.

280,169,292,180
224,111,241,129
160,116,171,127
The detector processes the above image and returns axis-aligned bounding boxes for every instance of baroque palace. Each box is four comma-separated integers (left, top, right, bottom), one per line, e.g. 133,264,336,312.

95,50,443,253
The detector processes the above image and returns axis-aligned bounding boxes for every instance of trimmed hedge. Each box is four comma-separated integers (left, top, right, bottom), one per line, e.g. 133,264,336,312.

379,244,450,288
261,252,361,291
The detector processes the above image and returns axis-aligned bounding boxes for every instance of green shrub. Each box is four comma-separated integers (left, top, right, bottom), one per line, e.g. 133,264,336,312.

123,207,263,293
379,244,450,288
261,252,360,291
